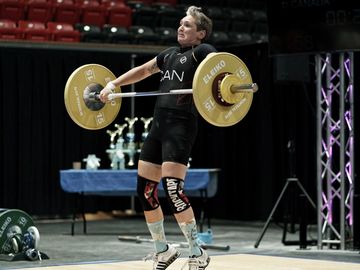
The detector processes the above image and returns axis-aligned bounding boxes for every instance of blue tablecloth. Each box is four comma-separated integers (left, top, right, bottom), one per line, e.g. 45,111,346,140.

60,169,220,198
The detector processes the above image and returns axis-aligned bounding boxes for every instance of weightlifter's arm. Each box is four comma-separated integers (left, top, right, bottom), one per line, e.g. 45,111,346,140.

99,58,159,103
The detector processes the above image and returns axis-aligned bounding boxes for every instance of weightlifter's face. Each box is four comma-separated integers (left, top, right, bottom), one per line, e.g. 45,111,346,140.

178,15,205,47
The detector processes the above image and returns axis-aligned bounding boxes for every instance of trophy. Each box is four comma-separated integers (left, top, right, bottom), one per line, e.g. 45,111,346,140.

124,117,138,167
106,123,127,169
106,129,118,149
140,117,153,142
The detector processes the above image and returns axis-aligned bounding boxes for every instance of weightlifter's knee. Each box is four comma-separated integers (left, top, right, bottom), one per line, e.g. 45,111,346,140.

162,176,191,213
137,175,160,211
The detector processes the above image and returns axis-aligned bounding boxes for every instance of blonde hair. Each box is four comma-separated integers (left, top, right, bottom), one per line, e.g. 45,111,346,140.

186,6,213,41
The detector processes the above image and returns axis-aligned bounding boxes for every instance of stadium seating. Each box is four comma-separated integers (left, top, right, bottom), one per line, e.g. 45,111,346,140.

18,20,51,41
0,0,26,22
26,0,53,23
80,0,107,27
75,23,107,42
129,25,158,45
105,2,132,28
52,0,82,25
155,26,177,45
0,19,22,40
102,24,133,44
47,21,81,42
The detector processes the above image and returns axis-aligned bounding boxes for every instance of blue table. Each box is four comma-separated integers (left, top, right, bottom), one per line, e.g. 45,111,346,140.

60,169,220,235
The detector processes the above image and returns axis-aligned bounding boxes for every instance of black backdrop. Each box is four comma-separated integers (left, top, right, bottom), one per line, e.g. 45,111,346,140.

1,42,357,224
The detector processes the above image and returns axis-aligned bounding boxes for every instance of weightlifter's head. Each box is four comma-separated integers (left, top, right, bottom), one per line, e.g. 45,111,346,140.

178,6,213,47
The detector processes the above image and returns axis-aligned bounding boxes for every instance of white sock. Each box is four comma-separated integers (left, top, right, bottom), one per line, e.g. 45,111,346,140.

147,219,167,253
179,218,201,257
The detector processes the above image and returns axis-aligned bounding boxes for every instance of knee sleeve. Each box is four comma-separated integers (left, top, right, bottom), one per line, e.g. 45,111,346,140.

162,177,191,213
137,175,160,211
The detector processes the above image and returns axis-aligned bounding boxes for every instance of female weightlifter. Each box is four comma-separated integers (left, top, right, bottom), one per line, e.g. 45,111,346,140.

99,6,216,270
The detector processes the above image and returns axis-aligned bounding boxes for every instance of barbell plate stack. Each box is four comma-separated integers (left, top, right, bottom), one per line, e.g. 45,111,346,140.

64,64,121,130
0,209,35,254
192,52,254,127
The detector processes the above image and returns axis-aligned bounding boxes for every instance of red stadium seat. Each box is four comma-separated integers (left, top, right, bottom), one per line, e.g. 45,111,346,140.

105,2,132,28
52,0,81,25
74,0,98,4
100,0,125,5
0,0,26,22
80,0,107,27
47,21,81,42
18,20,51,41
26,0,53,23
0,19,22,40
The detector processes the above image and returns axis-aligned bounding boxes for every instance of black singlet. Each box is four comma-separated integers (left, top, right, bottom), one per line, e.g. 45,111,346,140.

138,44,217,165
155,43,217,116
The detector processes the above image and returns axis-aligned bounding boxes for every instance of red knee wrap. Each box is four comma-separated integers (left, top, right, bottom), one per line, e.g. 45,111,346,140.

137,175,160,211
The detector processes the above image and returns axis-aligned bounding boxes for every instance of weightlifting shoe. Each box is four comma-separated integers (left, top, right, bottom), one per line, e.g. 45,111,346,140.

181,248,210,270
144,244,180,270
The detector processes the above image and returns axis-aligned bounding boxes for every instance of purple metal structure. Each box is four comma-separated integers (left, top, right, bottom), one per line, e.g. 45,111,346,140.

316,52,354,249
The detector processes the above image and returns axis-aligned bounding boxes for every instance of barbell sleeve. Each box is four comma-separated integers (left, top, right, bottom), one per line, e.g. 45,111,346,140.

231,83,258,93
169,89,193,95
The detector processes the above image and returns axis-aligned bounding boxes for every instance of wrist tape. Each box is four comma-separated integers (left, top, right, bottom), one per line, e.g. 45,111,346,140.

106,81,116,91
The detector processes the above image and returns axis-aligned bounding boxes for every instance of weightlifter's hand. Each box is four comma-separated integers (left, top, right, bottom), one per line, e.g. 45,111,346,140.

99,81,116,103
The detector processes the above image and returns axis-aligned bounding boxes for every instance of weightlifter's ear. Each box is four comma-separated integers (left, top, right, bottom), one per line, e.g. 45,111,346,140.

198,30,206,40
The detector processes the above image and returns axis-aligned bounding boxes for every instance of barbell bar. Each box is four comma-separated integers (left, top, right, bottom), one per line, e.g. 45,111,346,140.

64,52,258,130
107,83,259,99
86,82,258,100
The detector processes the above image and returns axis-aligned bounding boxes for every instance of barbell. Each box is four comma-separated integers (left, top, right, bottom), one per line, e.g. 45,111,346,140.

64,52,258,130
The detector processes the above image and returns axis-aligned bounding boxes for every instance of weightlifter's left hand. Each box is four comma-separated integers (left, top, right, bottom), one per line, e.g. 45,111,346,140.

99,81,116,103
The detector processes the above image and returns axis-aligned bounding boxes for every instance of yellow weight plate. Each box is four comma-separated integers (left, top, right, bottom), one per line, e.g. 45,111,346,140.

64,64,121,130
192,53,254,127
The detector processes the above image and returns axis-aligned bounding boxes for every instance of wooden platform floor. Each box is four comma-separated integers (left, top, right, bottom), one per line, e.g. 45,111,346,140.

1,218,360,270
12,254,360,270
